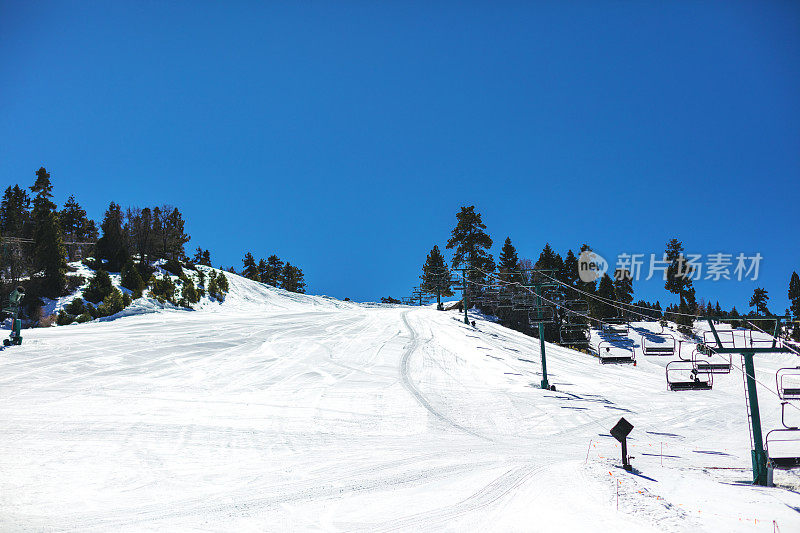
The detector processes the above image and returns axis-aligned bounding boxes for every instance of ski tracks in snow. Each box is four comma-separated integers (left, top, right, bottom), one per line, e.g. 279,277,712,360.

400,311,492,441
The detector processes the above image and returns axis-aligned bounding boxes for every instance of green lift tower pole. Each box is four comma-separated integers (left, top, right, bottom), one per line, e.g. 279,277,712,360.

742,351,768,485
536,284,549,390
463,269,469,324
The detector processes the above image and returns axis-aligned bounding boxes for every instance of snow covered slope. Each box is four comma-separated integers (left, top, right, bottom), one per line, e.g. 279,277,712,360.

1,273,799,531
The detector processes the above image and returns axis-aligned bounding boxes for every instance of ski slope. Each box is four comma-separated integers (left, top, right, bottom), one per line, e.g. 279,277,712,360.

2,272,800,531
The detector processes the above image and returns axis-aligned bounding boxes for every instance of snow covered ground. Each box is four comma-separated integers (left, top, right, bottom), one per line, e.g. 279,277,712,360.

2,272,800,531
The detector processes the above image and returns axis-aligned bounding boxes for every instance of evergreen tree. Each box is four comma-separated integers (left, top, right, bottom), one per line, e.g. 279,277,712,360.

34,210,68,296
30,168,67,296
420,245,452,308
563,250,579,287
446,206,494,299
216,271,229,294
749,288,770,315
789,272,800,341
0,185,31,236
126,207,154,264
257,258,269,282
281,263,306,293
497,237,520,283
577,244,597,294
241,252,259,280
613,268,634,317
96,202,129,271
120,260,145,295
595,273,617,319
207,271,219,300
535,243,562,272
0,185,32,284
83,270,114,304
180,278,200,307
30,167,56,215
789,272,800,318
190,247,212,267
264,254,284,286
663,238,696,331
95,288,126,317
163,207,190,259
60,195,96,260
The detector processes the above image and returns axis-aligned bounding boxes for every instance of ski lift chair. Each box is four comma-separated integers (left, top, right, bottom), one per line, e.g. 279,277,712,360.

564,299,589,314
766,402,800,470
512,294,536,311
603,318,629,337
528,306,556,325
766,429,800,470
777,367,800,401
543,289,565,304
666,360,713,391
597,341,635,365
691,348,731,374
560,324,590,346
641,333,676,356
564,311,588,326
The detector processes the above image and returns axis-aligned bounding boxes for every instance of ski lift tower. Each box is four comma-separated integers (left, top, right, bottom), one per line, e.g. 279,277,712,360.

524,269,559,389
701,316,792,485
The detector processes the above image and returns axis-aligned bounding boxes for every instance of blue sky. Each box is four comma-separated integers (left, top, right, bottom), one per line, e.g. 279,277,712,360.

2,1,798,310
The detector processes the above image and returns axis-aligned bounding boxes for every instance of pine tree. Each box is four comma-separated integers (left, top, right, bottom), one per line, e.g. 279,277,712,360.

241,252,259,280
595,274,617,319
30,167,67,296
535,243,561,272
749,288,770,316
788,272,800,341
563,250,579,287
0,185,31,283
446,206,494,299
0,185,31,237
789,272,800,318
264,255,284,286
163,207,190,260
257,258,269,282
420,245,452,308
497,237,520,283
96,202,129,272
190,247,212,267
207,271,219,300
127,207,154,264
120,260,145,295
191,247,204,265
577,244,597,294
30,167,56,214
281,263,306,293
60,195,96,260
83,270,114,304
35,211,68,297
216,271,229,294
663,238,696,331
613,268,634,318
180,278,200,307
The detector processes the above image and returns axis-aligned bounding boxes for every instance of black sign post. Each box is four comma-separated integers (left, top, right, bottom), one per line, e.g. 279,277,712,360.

611,417,634,472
